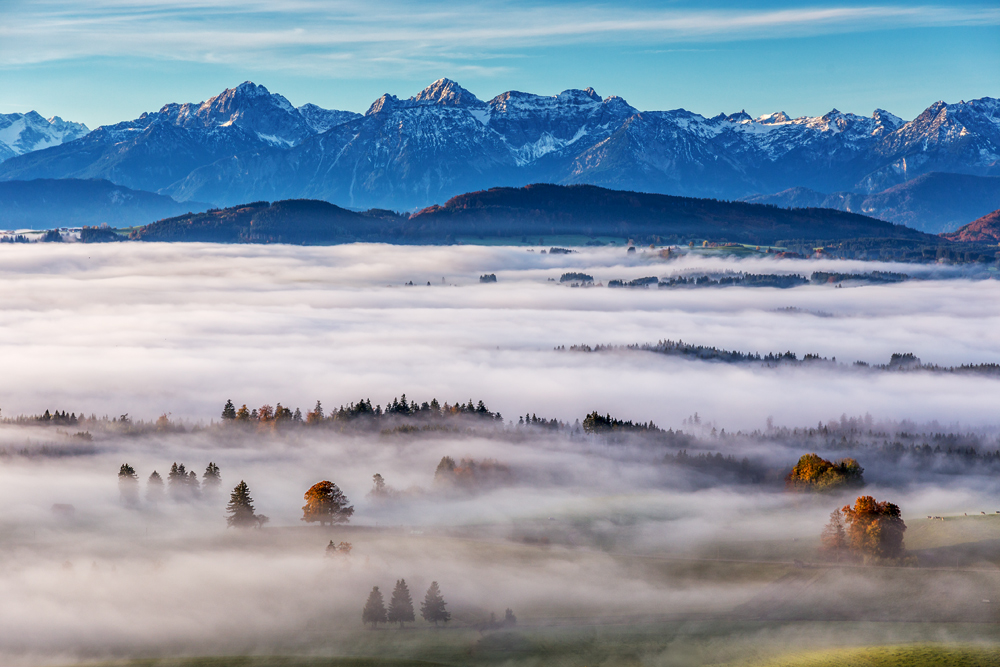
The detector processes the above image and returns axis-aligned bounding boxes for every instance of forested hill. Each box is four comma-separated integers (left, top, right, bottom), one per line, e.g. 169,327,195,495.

130,184,939,245
129,199,406,243
941,208,1000,243
407,184,934,244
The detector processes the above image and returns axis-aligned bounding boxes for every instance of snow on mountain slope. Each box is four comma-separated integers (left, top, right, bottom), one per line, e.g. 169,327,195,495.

0,112,88,162
1,80,997,215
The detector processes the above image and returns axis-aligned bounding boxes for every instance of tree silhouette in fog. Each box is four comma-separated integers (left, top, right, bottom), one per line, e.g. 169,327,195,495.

421,581,450,626
301,481,354,525
146,470,164,503
388,579,415,628
362,586,388,628
225,480,258,528
118,463,139,507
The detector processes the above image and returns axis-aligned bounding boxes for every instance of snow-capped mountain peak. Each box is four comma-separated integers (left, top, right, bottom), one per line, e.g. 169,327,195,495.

0,111,89,162
412,79,482,107
757,111,791,125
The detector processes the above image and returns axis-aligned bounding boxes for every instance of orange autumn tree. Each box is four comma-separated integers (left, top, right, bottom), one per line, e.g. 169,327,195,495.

841,495,906,560
786,453,864,491
301,481,355,525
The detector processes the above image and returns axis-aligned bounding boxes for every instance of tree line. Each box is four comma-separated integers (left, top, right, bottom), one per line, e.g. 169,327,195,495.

117,461,221,506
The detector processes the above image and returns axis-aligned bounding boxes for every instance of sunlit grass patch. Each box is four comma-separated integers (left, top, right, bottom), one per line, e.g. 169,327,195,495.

725,643,1000,666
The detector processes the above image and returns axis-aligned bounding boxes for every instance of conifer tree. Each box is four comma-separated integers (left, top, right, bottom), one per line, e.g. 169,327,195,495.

146,470,165,503
387,579,415,627
362,586,388,628
226,480,258,528
203,462,222,493
420,581,450,626
221,399,237,420
118,463,139,507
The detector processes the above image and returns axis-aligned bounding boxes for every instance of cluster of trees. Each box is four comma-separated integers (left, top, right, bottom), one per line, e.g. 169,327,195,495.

569,338,1000,378
822,495,906,561
434,457,513,490
363,580,452,629
221,396,504,430
479,274,497,283
117,461,221,506
658,273,808,289
559,272,593,283
301,481,354,525
582,411,660,434
786,453,865,492
810,271,908,285
775,238,998,264
608,276,659,288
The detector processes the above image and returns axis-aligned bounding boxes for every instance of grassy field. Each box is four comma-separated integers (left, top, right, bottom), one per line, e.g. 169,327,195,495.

722,644,1000,666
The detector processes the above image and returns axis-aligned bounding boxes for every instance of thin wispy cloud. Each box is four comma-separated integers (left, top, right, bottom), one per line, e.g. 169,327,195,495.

1,1,997,72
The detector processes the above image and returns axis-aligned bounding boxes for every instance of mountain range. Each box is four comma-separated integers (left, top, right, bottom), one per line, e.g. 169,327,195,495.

0,80,997,219
0,112,89,162
743,173,1000,233
0,179,208,229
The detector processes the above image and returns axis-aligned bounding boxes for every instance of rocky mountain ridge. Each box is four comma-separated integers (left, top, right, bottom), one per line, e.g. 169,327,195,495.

1,79,997,214
0,112,89,162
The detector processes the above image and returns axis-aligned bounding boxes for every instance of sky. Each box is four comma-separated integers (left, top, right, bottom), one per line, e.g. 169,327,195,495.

0,0,997,129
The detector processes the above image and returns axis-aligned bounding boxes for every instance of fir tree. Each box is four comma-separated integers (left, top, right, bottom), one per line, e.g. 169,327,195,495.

387,579,415,627
420,581,450,626
146,470,165,503
362,586,388,628
118,463,139,507
203,462,222,492
221,399,237,420
225,480,258,528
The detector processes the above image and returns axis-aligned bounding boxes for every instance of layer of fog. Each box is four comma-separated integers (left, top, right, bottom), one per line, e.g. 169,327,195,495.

0,243,998,430
3,418,1000,664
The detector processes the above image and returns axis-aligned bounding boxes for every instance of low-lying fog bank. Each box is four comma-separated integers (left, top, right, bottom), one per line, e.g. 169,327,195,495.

2,412,1000,665
0,243,998,429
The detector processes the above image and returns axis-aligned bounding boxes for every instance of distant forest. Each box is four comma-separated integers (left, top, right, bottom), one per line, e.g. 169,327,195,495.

563,341,1000,377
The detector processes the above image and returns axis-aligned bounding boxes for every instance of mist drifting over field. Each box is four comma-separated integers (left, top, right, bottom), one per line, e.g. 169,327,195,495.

2,242,1000,666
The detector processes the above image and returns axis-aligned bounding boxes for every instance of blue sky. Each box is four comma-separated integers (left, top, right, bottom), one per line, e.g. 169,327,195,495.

0,0,997,128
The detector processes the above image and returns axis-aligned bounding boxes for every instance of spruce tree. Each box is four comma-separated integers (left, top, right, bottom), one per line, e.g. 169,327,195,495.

221,399,237,420
146,470,165,503
387,579,415,627
118,463,139,507
225,480,258,528
420,581,450,626
203,462,222,493
362,586,388,628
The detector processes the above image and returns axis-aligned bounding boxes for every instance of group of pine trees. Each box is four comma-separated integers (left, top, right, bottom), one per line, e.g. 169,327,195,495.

362,580,450,629
220,396,503,429
118,462,221,506
821,495,906,561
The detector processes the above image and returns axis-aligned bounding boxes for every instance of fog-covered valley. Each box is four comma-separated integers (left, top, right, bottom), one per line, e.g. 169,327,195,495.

3,243,1000,666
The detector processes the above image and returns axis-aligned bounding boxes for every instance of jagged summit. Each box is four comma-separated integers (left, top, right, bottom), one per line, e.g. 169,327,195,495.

1,84,997,216
412,79,482,106
758,111,791,125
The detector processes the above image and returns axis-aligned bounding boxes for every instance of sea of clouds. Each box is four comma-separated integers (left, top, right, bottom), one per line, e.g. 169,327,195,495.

1,242,999,664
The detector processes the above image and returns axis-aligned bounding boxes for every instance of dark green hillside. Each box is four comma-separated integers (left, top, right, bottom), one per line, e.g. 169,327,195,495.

408,183,936,245
130,199,405,243
128,184,944,246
